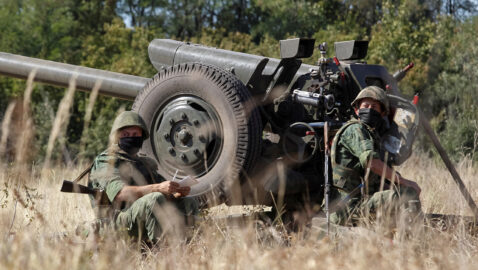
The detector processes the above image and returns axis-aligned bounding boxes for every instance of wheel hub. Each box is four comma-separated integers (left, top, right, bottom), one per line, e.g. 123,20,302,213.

178,129,192,145
153,97,222,177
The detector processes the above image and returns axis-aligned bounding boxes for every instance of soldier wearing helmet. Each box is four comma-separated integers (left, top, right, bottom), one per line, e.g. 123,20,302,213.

88,111,198,243
328,86,421,225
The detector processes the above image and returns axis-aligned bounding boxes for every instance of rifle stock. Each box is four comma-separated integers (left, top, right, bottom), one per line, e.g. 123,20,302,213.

60,180,110,205
61,180,95,194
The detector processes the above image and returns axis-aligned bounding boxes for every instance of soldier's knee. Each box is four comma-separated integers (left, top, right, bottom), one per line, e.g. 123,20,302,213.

133,192,167,216
141,192,167,206
366,190,399,211
149,192,167,204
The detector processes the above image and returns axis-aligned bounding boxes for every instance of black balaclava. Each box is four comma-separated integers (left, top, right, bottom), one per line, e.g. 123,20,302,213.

358,108,387,135
118,136,143,155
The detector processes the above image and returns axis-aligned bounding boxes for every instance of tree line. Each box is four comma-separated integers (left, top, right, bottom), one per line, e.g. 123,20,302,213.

0,0,477,163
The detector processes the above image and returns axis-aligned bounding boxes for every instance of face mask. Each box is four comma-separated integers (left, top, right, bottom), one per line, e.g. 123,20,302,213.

119,136,143,155
358,108,387,134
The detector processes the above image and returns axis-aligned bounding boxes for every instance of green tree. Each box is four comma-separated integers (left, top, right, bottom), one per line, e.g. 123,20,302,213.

117,0,258,39
251,0,329,40
443,0,476,18
0,0,125,162
425,17,478,161
367,0,437,95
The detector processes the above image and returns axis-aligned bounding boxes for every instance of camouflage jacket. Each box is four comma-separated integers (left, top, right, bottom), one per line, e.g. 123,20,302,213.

331,120,382,200
88,146,164,210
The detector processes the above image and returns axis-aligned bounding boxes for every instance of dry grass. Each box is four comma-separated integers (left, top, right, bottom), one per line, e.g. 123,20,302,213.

1,77,477,270
401,153,478,216
44,74,77,168
0,152,477,270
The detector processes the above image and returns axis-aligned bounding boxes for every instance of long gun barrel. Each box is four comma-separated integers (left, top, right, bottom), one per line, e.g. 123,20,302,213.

0,52,150,100
148,39,316,96
148,39,277,85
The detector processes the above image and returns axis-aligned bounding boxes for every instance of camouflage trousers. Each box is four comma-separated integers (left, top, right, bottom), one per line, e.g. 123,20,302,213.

114,192,198,242
329,185,421,226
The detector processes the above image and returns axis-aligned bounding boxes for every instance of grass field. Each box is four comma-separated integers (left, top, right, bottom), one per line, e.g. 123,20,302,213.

0,151,477,270
1,73,477,269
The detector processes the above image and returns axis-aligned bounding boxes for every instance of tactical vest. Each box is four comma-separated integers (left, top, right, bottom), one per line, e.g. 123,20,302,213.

331,120,380,195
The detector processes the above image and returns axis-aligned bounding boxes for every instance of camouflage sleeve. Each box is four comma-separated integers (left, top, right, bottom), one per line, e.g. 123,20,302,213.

340,124,380,168
137,155,166,183
89,152,125,203
105,180,125,203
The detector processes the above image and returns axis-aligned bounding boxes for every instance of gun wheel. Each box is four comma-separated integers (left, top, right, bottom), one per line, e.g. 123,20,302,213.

132,63,262,206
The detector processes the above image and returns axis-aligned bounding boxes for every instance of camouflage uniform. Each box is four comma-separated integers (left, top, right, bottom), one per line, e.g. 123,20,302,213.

329,87,420,225
88,111,198,241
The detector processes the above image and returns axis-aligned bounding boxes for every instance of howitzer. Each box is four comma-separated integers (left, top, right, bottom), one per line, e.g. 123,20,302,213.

1,38,477,223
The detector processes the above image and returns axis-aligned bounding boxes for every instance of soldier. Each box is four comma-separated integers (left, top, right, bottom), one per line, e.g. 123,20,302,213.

88,111,198,242
329,86,421,225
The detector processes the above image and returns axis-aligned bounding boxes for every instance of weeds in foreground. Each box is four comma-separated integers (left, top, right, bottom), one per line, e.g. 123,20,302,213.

0,157,477,270
1,72,477,270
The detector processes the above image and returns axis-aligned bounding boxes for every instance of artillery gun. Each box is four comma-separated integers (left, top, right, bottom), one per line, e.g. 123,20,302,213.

1,38,477,226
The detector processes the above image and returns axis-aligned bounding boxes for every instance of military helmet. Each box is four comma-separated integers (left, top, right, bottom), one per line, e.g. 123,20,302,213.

110,111,149,139
351,86,390,114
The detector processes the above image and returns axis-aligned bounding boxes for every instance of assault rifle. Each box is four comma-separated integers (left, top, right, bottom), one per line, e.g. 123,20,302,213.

59,164,110,205
60,180,110,205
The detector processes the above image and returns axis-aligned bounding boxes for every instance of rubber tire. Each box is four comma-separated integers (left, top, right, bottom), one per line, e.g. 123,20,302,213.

132,63,262,204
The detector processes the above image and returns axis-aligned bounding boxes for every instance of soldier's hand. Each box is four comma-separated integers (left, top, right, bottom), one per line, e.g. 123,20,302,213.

152,181,180,195
173,186,191,198
179,186,191,196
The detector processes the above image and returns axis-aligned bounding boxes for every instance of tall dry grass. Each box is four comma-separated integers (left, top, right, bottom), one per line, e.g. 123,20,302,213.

0,100,16,159
1,75,477,270
1,122,478,270
0,155,477,270
43,74,78,168
78,80,101,159
15,70,36,166
400,153,478,216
